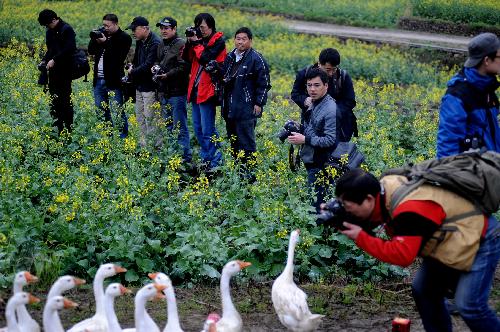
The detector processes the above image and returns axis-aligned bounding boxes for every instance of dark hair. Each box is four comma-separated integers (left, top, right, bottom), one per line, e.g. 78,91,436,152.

235,27,252,39
194,13,216,31
335,169,380,204
103,14,118,23
319,48,340,66
305,67,329,84
38,9,58,26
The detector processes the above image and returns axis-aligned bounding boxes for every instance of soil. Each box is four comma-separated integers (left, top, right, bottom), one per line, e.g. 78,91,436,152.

1,271,498,331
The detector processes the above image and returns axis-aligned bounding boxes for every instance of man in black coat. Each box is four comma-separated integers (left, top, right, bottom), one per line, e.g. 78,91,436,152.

38,9,77,134
291,48,357,141
221,27,271,166
88,13,132,138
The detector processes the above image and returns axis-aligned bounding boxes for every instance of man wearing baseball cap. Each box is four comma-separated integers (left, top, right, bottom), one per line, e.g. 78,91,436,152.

153,16,191,161
125,16,161,147
437,32,500,158
433,32,500,332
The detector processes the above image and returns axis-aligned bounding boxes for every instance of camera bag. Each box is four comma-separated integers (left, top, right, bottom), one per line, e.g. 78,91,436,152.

71,49,90,81
327,141,365,170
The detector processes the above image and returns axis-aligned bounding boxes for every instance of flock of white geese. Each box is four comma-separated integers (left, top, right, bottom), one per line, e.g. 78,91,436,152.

2,230,324,332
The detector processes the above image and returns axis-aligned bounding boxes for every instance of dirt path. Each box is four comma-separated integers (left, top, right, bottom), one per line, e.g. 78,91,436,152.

285,19,470,53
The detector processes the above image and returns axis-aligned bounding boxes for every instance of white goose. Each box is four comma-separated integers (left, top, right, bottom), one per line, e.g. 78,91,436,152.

12,271,39,332
1,292,40,332
47,275,86,299
122,283,166,332
201,260,251,332
42,296,78,332
272,229,324,331
104,283,131,332
67,263,127,332
148,272,183,332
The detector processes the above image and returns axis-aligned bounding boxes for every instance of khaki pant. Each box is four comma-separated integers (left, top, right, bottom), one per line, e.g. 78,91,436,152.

135,90,161,147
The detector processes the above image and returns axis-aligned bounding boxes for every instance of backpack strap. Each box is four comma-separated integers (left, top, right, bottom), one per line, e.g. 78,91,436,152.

389,178,425,215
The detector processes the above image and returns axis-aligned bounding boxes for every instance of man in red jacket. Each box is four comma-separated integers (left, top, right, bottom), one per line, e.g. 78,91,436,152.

183,13,226,172
328,168,500,332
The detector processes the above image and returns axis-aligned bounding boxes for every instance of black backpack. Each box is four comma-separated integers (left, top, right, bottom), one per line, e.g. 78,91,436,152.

383,151,500,215
72,49,90,81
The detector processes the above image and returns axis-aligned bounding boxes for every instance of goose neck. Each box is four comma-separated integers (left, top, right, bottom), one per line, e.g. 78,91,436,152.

220,272,238,318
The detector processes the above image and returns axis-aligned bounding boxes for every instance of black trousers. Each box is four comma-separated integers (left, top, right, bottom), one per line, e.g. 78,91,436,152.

225,117,257,159
48,74,73,134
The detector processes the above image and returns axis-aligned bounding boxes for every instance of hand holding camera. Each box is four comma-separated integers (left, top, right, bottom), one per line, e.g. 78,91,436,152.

278,120,302,143
89,27,106,41
185,26,202,40
151,65,165,84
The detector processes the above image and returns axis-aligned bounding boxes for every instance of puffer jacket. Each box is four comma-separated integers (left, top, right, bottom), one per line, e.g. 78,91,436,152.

300,94,337,167
437,67,500,158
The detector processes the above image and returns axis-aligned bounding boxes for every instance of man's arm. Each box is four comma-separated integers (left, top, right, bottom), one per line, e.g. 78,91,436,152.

117,33,132,65
291,67,308,110
164,41,188,79
52,25,76,64
131,38,160,77
337,72,356,112
199,37,225,66
253,52,271,108
436,94,468,158
305,106,337,148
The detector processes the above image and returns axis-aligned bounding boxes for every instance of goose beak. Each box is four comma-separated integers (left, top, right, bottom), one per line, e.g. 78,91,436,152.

154,283,167,292
28,294,40,304
237,261,252,269
148,272,159,280
114,265,127,273
24,272,38,283
63,298,79,308
73,277,86,286
119,285,132,295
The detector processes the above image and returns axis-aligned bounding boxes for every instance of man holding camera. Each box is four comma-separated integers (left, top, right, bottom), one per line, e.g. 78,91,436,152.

288,68,338,211
37,9,77,134
329,168,500,331
437,32,500,158
183,13,226,172
292,48,357,141
88,13,132,138
153,16,191,162
220,27,271,170
126,16,161,147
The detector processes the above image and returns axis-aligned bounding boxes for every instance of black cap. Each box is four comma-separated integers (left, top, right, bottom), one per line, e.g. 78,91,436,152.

156,17,177,28
38,9,58,26
464,33,500,68
126,16,149,30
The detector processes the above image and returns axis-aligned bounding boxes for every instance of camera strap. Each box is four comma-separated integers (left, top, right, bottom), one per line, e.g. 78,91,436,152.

289,145,301,172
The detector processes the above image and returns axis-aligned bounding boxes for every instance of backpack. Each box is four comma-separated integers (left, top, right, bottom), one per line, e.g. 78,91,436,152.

382,151,500,215
72,49,90,81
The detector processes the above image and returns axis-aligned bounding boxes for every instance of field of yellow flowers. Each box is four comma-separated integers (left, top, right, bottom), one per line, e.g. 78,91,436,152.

0,1,451,287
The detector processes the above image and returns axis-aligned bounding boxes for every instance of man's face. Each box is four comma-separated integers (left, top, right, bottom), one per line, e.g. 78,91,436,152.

485,49,500,75
318,62,336,77
198,20,212,38
45,19,58,30
234,32,251,52
159,25,176,39
132,26,147,40
306,76,328,101
103,20,118,35
341,196,376,223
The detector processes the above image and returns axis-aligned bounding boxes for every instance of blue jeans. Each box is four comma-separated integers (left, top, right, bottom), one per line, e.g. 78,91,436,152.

412,216,500,332
94,78,128,137
191,101,222,168
161,95,192,162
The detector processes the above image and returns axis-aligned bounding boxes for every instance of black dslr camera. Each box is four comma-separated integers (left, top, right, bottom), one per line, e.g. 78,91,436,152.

315,198,349,229
278,120,301,142
185,26,202,38
89,27,106,40
37,61,48,85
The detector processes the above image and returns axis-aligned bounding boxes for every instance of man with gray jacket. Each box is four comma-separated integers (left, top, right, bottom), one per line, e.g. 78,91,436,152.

288,68,337,211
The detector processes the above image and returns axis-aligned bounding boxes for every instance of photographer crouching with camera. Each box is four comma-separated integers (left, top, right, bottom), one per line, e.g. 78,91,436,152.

153,16,191,162
287,68,338,212
320,168,500,332
88,14,132,138
182,13,226,173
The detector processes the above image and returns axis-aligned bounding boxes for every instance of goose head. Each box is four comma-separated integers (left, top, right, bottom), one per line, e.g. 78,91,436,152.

14,271,38,288
289,229,300,246
53,275,86,292
222,260,251,277
46,296,79,311
97,263,127,278
137,283,167,301
148,272,172,289
9,292,40,307
105,283,132,298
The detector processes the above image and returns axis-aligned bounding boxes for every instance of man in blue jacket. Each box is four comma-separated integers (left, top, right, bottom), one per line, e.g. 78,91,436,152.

437,32,500,158
221,27,271,168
